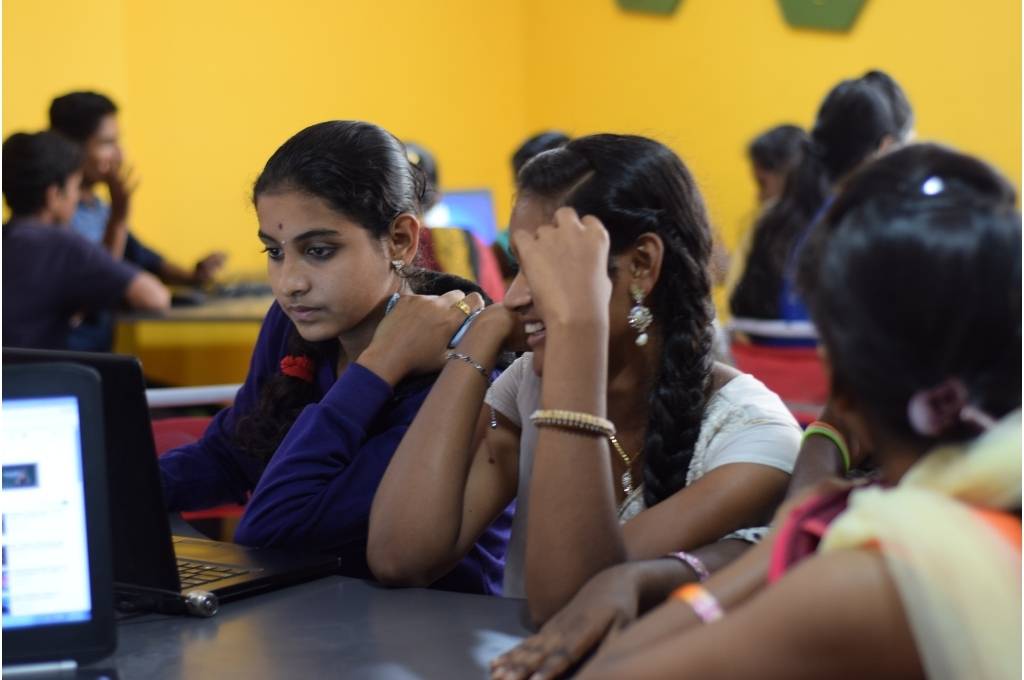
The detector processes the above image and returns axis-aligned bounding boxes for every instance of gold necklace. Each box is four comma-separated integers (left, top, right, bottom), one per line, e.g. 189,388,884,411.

607,433,641,497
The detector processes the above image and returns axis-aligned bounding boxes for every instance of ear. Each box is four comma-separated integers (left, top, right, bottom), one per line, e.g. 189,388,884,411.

625,232,665,298
386,213,421,265
42,183,63,216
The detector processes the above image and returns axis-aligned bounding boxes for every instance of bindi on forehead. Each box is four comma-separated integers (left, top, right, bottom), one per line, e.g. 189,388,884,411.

277,222,283,231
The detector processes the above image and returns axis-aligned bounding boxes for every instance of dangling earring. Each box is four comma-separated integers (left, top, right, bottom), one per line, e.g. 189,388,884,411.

390,259,406,275
627,283,653,346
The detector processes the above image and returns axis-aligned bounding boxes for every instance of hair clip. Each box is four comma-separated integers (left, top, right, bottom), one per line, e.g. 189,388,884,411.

921,176,945,196
280,355,315,383
907,377,995,436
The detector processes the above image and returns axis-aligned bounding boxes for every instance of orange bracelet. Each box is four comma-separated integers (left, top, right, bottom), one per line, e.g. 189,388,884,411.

670,583,723,624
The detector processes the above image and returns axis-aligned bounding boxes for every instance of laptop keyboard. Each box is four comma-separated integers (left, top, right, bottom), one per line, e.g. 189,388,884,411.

176,559,249,589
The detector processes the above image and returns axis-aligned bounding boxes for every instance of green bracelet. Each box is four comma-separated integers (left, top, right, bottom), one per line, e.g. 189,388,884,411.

802,421,851,473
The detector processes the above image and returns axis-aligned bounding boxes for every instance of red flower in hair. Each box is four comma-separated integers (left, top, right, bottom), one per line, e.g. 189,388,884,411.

280,355,315,383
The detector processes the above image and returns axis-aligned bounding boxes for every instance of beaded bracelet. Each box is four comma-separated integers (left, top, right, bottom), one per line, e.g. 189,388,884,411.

666,551,710,582
446,352,492,386
528,409,615,438
803,420,852,473
671,583,723,624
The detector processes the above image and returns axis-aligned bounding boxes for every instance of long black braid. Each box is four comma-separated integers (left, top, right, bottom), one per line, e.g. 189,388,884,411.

518,135,715,506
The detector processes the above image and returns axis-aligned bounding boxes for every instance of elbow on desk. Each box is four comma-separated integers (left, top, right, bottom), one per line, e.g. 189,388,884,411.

366,539,442,589
126,271,172,312
233,509,289,549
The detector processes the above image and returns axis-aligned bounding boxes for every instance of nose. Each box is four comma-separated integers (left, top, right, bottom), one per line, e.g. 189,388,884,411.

276,255,311,299
502,269,532,312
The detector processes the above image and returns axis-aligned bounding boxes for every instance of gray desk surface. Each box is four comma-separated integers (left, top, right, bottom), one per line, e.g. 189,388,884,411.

93,576,530,679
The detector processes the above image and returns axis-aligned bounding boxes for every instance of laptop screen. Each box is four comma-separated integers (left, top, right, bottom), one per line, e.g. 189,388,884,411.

424,189,499,244
2,395,93,629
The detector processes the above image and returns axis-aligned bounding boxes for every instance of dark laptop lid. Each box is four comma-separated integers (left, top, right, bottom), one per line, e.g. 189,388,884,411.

3,349,180,592
2,363,116,666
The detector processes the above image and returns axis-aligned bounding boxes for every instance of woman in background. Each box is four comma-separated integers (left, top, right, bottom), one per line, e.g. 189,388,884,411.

730,70,913,326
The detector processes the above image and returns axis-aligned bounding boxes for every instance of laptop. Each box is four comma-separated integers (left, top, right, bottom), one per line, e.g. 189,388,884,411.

2,363,116,669
4,348,340,608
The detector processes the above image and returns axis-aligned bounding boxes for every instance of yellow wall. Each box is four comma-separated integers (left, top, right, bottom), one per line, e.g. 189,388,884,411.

4,0,1021,283
522,0,1021,257
3,0,528,273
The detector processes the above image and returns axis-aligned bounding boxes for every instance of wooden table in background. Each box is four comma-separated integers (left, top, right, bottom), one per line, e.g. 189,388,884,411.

116,296,274,386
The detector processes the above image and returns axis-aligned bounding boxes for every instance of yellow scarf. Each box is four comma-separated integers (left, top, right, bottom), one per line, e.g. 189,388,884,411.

822,412,1022,680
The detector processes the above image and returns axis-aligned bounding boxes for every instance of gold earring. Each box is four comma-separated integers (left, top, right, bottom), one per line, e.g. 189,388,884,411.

627,283,652,346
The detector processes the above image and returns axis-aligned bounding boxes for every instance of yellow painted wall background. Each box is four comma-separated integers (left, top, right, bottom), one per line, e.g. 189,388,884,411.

522,0,1021,264
4,0,1021,286
3,0,528,274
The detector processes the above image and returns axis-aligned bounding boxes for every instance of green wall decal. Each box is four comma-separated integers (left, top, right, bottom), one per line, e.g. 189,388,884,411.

617,0,682,16
778,0,868,31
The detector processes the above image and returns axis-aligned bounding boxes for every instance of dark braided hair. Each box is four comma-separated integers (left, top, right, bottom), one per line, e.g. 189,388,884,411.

517,134,715,507
234,120,430,465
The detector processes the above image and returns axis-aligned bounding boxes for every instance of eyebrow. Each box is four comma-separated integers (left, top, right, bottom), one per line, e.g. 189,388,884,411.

257,228,340,243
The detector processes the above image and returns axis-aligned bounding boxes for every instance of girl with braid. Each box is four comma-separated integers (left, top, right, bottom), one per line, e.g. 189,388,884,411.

369,134,801,619
158,120,510,594
550,144,1021,680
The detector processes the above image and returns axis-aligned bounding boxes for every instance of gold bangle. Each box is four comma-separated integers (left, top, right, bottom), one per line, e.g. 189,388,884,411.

528,409,615,438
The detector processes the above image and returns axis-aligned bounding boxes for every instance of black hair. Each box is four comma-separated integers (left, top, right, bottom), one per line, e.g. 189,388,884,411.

512,131,571,177
798,143,1021,446
2,131,83,217
748,124,806,173
517,134,714,507
48,91,118,143
236,121,468,466
863,70,914,141
731,71,911,319
404,141,440,211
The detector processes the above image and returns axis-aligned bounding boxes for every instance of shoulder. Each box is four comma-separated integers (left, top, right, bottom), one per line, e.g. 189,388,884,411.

486,353,537,426
492,353,535,388
707,369,800,428
694,369,802,474
13,225,108,259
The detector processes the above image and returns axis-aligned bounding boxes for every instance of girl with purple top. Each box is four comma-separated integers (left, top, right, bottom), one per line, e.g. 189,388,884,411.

158,120,510,594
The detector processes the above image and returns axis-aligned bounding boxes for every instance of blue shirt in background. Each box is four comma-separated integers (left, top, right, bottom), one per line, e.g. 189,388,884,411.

68,197,166,351
2,219,139,349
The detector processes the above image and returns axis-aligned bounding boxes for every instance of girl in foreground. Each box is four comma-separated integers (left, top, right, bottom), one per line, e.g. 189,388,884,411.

500,143,1021,679
158,121,509,593
369,134,802,619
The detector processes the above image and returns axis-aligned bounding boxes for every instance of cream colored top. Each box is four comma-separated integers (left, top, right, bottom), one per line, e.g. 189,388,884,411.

486,352,801,598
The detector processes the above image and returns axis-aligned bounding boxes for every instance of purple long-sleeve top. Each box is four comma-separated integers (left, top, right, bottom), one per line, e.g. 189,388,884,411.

158,302,510,595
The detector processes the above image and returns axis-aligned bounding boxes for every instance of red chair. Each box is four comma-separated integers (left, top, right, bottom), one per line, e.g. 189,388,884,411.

730,342,828,426
151,416,246,521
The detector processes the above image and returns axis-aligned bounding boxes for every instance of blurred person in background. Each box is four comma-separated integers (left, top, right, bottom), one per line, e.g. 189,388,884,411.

2,131,169,350
405,140,505,301
49,91,226,350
